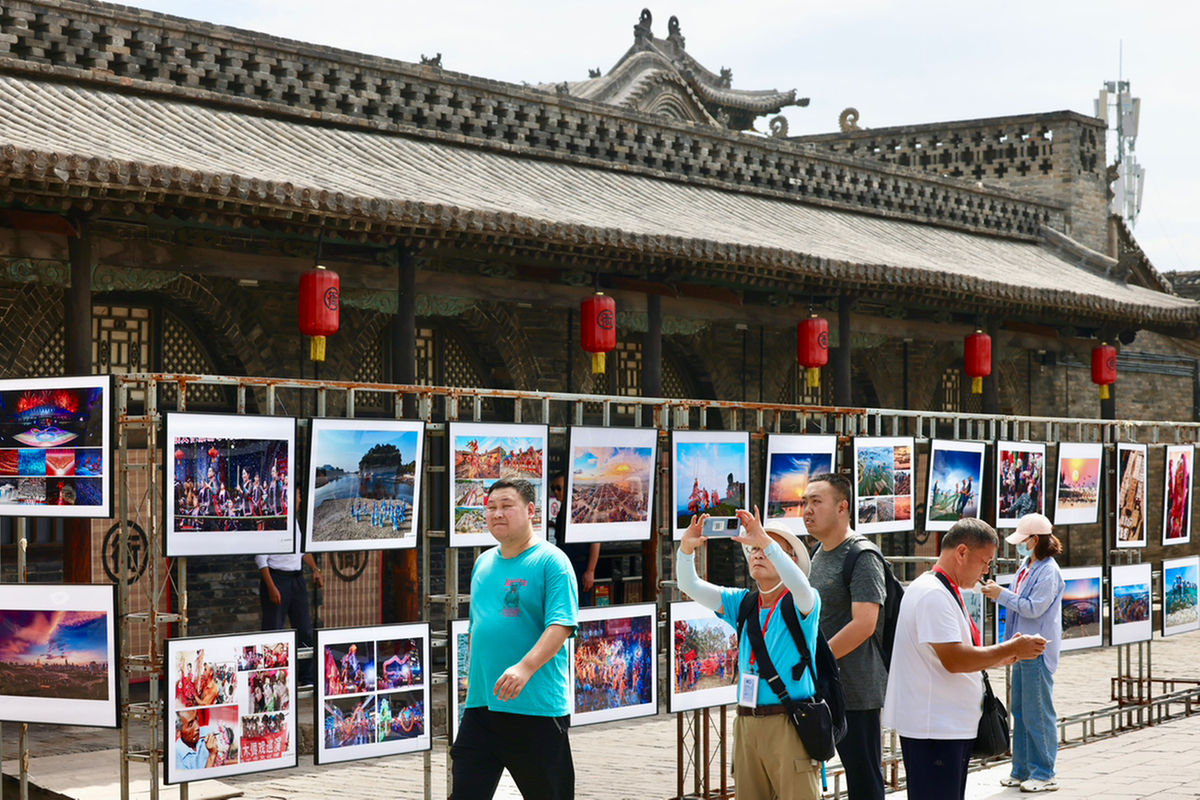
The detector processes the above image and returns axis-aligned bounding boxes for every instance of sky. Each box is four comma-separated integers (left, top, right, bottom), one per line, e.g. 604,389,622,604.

130,1,1199,274
314,429,419,472
0,610,109,665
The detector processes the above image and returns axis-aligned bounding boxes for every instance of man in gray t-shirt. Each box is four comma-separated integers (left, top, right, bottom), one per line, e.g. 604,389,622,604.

804,473,887,800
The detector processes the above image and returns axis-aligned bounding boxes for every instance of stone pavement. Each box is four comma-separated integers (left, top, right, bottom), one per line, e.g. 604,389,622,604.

4,630,1200,799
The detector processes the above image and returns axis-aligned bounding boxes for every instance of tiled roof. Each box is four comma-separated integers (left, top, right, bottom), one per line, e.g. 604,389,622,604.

0,73,1196,329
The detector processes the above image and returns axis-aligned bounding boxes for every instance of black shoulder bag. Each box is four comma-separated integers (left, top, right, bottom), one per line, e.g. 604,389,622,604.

933,571,1010,759
737,592,841,762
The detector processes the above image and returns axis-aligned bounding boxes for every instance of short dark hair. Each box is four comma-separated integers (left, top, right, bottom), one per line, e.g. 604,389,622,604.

1033,533,1063,560
809,472,852,506
942,517,999,551
487,478,537,506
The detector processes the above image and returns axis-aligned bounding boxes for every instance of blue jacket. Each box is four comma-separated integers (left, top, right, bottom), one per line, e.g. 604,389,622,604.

996,556,1066,672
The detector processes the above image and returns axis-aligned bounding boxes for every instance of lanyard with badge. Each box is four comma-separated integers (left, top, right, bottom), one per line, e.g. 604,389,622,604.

740,591,788,708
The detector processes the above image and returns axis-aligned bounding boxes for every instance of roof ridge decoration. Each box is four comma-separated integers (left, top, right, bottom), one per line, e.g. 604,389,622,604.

567,8,804,130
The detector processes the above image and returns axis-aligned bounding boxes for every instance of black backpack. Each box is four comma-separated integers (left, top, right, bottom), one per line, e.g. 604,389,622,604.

815,537,905,670
736,591,847,757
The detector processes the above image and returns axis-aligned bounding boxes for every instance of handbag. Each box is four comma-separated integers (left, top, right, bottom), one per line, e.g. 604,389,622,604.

974,671,1010,759
740,594,839,762
933,571,1010,759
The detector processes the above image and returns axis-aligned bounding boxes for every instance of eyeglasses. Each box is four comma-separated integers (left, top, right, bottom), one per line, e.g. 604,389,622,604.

742,544,795,558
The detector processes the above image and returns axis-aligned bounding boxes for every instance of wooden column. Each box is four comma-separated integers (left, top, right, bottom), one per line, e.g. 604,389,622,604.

641,294,662,603
833,294,853,406
983,319,1000,415
392,248,419,622
64,212,92,584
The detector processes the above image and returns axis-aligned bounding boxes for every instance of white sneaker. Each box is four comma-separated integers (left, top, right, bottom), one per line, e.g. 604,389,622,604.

1000,776,1024,787
1021,779,1059,793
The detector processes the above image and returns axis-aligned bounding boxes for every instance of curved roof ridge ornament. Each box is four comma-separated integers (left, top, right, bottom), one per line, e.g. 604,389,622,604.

667,15,685,50
634,9,653,44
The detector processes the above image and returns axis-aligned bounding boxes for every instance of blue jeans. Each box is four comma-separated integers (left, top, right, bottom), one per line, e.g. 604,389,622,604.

1010,655,1057,782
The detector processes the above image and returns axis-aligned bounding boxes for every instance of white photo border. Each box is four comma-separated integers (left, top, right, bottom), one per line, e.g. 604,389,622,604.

447,422,548,549
762,434,839,538
852,436,915,535
570,603,658,726
563,427,658,543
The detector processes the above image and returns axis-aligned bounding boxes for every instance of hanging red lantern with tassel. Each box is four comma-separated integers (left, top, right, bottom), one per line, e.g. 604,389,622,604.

299,266,340,362
797,315,829,389
1092,343,1117,399
964,330,992,395
580,292,616,374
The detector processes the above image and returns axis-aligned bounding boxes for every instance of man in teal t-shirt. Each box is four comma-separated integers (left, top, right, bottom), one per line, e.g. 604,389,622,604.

451,478,579,800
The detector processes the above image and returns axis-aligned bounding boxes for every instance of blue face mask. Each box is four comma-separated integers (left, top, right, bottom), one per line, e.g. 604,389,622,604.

1016,541,1032,558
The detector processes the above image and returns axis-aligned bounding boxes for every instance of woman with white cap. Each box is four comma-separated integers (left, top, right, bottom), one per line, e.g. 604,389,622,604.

981,513,1066,793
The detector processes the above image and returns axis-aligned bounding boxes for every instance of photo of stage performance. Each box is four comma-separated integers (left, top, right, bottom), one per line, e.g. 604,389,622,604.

563,427,658,543
324,695,376,749
1163,556,1200,637
165,412,296,558
925,440,986,532
671,431,749,539
995,441,1046,530
853,437,915,534
173,648,237,708
1115,443,1147,548
0,584,117,727
1053,442,1103,526
314,623,431,765
1111,563,1153,646
763,434,837,536
571,603,657,727
377,690,425,742
323,641,374,697
450,619,469,743
0,375,112,518
961,585,986,640
1163,445,1194,546
305,419,425,553
1059,567,1103,652
669,602,738,713
165,630,296,784
448,422,547,548
376,637,423,690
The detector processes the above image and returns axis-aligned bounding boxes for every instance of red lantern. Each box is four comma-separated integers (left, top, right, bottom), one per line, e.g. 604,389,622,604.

299,266,340,362
797,315,829,389
964,330,992,395
580,293,616,374
174,448,185,461
208,447,219,460
1092,343,1117,400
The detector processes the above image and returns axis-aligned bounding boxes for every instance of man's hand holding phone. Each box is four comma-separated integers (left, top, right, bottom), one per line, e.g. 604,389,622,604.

680,513,710,556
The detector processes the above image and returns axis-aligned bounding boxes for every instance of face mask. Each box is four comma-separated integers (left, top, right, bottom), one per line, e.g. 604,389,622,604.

1016,541,1032,558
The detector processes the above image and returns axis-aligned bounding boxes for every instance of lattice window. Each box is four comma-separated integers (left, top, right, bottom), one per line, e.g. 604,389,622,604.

661,356,691,399
30,328,65,376
414,327,436,385
939,368,963,413
93,305,151,374
612,341,643,415
355,333,386,409
160,314,226,407
444,332,492,416
777,362,826,406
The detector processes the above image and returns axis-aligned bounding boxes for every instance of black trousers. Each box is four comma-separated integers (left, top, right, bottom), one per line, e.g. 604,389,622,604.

260,571,314,684
899,737,974,800
451,707,574,800
836,709,885,800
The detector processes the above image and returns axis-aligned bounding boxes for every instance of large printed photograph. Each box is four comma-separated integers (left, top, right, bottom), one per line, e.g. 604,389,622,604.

165,630,297,784
305,419,425,553
1115,443,1147,548
449,619,470,744
0,375,112,518
924,440,986,533
0,584,118,727
1110,562,1153,646
448,422,547,549
314,623,430,765
853,437,915,535
672,431,749,540
1052,442,1102,526
570,604,657,726
1162,444,1194,547
1162,556,1200,637
995,441,1046,529
165,412,296,557
563,427,658,543
668,601,737,713
1059,566,1103,652
762,434,837,537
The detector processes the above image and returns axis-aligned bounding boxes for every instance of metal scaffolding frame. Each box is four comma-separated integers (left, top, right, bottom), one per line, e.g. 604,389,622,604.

7,370,1187,800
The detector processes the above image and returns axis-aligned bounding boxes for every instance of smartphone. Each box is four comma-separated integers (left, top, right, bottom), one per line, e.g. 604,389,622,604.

702,516,741,537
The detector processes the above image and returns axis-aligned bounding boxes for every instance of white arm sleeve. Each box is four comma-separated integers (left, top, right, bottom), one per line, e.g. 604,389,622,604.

675,548,724,612
765,541,817,616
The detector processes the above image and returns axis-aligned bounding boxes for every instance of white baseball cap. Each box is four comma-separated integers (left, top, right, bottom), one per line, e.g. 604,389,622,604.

760,520,811,576
1005,512,1052,544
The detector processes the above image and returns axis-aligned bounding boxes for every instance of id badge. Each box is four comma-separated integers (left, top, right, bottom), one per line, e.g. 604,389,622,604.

739,673,758,708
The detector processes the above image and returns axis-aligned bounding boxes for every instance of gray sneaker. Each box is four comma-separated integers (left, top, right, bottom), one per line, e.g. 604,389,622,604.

1021,779,1059,792
1000,777,1024,787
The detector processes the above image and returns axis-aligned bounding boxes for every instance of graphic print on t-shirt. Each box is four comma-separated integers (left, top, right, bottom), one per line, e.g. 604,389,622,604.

503,579,527,617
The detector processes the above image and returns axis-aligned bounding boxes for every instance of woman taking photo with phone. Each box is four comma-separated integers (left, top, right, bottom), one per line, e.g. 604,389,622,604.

981,513,1066,793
